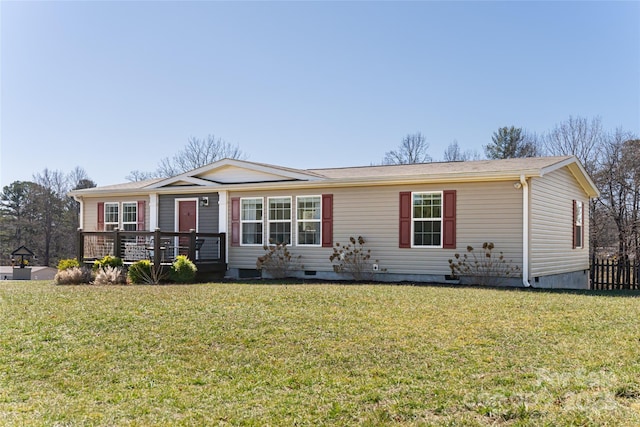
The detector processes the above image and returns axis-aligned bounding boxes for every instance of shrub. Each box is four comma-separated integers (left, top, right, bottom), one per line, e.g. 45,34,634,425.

329,236,380,281
57,258,80,271
54,267,93,285
94,266,125,285
93,255,123,271
170,255,197,283
448,242,521,286
256,242,303,279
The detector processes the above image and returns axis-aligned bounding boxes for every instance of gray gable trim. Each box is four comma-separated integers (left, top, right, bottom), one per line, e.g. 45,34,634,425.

147,158,324,190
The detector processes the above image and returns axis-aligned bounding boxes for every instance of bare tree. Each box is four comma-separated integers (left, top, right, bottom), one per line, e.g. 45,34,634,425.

542,116,603,175
125,170,158,182
541,116,606,256
128,135,247,181
443,140,482,162
68,167,96,191
595,129,640,258
32,169,69,266
383,133,432,165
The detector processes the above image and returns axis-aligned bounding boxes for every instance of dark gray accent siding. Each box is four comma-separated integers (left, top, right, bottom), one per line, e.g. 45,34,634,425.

198,194,219,233
158,193,219,233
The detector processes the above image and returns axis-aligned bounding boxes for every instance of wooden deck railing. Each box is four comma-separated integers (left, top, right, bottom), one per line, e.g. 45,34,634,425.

77,229,226,271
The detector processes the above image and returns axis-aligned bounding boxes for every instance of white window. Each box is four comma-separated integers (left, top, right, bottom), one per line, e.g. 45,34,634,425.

574,200,584,248
241,198,263,245
268,197,292,244
122,202,138,231
104,203,119,231
412,192,442,247
297,196,321,246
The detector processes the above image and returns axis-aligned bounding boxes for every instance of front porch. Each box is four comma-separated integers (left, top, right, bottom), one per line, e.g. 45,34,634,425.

77,229,227,276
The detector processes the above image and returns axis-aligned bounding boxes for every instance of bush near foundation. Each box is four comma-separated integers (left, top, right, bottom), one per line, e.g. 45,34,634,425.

448,242,521,286
169,255,197,283
257,242,302,279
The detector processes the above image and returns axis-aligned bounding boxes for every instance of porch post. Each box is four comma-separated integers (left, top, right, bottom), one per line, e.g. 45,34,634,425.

149,193,158,231
113,229,122,259
153,228,162,267
188,229,197,261
77,228,84,263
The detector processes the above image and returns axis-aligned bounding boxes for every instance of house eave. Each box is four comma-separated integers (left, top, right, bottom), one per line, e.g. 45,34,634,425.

205,170,544,192
70,170,548,197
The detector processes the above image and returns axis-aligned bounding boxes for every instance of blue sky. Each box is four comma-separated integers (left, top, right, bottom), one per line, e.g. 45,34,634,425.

1,1,638,187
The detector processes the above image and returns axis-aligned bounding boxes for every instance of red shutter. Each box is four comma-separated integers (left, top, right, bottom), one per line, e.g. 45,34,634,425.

137,201,146,231
442,190,456,249
322,194,333,247
572,200,577,249
97,202,105,231
231,197,240,247
399,192,412,248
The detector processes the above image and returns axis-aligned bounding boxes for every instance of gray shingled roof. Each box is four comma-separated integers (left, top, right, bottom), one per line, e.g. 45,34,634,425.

308,156,574,179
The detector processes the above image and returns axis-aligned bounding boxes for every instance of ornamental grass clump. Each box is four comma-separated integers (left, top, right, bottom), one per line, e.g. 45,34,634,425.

256,242,303,279
93,266,126,285
170,255,197,283
54,266,93,285
448,242,521,286
128,259,167,285
329,236,379,281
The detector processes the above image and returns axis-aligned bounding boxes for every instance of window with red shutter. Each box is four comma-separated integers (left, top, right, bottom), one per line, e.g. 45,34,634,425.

399,190,456,248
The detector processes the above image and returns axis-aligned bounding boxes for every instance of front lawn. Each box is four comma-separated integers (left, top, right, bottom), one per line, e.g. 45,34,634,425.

1,281,639,425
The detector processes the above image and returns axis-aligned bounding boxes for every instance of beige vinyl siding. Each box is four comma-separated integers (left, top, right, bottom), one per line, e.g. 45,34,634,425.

82,196,150,231
530,167,590,277
228,180,523,276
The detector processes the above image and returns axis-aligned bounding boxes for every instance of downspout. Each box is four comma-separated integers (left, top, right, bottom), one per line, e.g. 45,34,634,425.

520,175,532,287
73,195,84,230
218,190,229,265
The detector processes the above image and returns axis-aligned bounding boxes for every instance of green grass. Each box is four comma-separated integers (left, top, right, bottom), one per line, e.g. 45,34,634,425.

1,281,640,426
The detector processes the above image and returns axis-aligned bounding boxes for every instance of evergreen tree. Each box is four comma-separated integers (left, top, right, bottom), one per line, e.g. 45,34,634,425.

484,126,540,159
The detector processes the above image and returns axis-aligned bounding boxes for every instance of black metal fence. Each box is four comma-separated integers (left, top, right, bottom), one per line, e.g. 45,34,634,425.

77,229,226,272
590,256,639,290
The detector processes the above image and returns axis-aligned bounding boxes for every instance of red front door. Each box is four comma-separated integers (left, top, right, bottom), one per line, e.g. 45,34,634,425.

178,200,197,255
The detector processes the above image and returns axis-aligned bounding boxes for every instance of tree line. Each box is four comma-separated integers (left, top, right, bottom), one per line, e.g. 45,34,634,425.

1,118,638,267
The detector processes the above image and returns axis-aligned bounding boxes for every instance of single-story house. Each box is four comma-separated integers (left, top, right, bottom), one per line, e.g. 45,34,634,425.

0,266,58,281
69,156,599,289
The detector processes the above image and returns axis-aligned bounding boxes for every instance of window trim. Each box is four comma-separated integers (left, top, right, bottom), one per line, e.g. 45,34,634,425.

121,201,138,231
296,195,322,247
240,197,264,246
104,202,120,231
411,191,443,248
267,196,292,245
